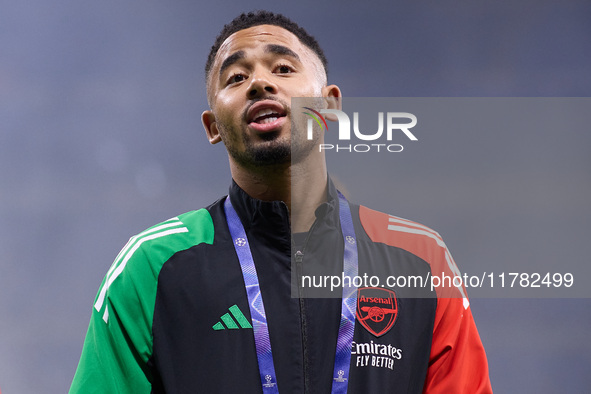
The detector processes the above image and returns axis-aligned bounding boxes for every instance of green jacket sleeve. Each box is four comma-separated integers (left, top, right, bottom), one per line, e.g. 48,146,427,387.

69,245,156,394
70,211,214,393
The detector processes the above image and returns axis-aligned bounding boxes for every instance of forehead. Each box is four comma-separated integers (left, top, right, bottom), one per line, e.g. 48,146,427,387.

212,25,313,74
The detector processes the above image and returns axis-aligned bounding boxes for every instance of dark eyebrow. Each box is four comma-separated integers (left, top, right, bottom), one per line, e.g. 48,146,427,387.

264,44,300,61
219,50,245,76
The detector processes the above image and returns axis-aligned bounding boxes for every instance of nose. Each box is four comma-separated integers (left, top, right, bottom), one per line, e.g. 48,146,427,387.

246,68,278,99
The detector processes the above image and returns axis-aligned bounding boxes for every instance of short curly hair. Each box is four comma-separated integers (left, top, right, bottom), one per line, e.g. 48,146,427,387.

205,11,328,81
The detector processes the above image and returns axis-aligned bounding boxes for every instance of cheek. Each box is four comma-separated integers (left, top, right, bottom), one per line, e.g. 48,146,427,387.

296,74,325,97
214,94,241,123
214,93,234,114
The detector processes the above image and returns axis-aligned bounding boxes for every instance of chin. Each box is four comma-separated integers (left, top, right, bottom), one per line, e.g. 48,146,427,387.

257,129,282,142
230,138,292,168
250,143,291,166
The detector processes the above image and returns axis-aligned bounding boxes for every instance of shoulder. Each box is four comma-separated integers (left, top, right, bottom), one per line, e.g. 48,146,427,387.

358,204,470,306
112,208,216,286
92,208,218,323
357,204,468,303
124,208,216,268
357,204,448,264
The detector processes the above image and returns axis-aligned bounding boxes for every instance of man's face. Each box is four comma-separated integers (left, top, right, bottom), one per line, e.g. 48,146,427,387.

203,25,337,168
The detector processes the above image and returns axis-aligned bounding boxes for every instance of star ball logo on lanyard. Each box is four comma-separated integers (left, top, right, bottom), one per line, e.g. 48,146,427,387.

224,192,359,394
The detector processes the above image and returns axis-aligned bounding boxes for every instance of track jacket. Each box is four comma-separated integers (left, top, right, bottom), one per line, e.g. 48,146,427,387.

71,179,492,393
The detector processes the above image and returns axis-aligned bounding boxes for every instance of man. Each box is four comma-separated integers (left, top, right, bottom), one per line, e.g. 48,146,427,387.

71,11,492,393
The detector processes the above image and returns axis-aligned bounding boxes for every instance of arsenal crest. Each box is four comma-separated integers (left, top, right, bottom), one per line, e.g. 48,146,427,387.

356,287,398,337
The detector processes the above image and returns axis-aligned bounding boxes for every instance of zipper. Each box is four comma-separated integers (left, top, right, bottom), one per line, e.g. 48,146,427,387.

293,219,320,394
294,248,309,393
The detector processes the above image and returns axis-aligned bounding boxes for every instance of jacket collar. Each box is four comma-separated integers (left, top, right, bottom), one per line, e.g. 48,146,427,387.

227,176,340,232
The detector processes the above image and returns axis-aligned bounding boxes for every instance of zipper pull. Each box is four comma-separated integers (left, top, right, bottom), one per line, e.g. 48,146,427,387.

294,250,304,263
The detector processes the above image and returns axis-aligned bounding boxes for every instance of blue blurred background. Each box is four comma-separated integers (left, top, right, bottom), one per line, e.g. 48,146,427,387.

1,1,590,392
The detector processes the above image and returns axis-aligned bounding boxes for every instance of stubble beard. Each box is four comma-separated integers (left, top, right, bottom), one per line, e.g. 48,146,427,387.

220,114,319,170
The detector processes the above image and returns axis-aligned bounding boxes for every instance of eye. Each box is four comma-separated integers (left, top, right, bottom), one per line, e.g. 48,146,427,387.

227,73,247,85
275,64,294,74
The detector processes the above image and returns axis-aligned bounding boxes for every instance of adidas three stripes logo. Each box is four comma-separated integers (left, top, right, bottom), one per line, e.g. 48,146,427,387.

212,305,253,330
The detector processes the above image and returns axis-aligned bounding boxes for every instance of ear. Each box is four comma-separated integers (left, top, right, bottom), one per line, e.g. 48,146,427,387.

322,84,342,122
201,110,222,145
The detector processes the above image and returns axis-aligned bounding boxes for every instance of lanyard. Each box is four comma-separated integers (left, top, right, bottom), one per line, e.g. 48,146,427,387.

224,192,358,393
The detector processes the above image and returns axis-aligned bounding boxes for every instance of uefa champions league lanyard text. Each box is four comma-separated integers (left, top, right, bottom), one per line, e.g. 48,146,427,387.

224,192,358,394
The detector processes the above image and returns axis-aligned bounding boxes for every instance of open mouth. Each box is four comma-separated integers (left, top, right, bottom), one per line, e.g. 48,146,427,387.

250,108,285,125
246,101,287,132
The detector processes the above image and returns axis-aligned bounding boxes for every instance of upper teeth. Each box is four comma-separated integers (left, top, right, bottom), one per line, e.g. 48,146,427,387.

253,108,279,120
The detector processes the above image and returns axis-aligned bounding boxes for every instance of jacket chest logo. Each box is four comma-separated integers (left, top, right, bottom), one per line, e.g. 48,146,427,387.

356,287,398,337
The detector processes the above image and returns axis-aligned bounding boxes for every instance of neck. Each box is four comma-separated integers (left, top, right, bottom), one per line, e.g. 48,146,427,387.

230,157,328,233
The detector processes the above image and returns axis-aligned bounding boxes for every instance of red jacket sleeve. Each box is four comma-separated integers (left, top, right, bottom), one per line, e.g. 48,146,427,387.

358,205,492,393
423,297,492,393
